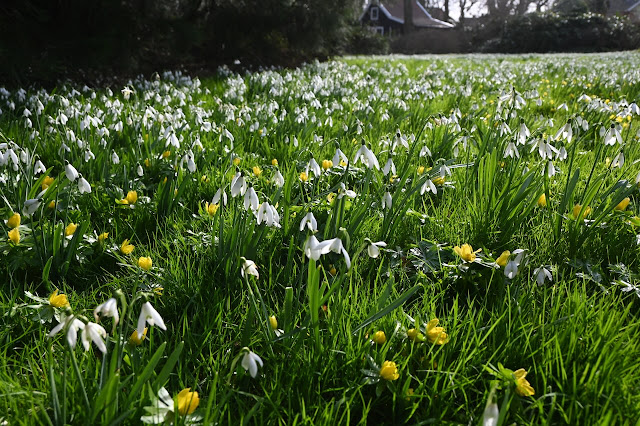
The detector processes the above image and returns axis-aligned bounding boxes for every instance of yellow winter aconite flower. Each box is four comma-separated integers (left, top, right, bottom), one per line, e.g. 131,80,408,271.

120,239,135,254
417,166,425,175
129,327,147,346
496,251,510,267
615,197,630,211
233,157,241,166
322,159,333,170
269,315,278,330
49,290,70,308
454,243,481,262
253,166,262,177
432,176,446,186
48,200,56,209
299,172,308,182
98,232,109,243
407,328,424,342
125,191,138,204
537,193,547,208
42,176,55,190
205,202,219,217
572,204,591,220
379,361,399,381
176,388,200,415
144,158,151,167
7,212,20,229
162,150,171,159
426,318,449,345
271,158,278,166
65,223,78,237
138,256,152,271
372,330,386,345
514,368,535,397
8,228,20,244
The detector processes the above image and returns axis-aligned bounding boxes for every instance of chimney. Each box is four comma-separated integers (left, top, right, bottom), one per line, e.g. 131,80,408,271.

404,0,413,33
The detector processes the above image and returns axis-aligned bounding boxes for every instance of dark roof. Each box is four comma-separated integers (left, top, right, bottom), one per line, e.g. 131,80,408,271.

363,0,454,29
608,0,640,13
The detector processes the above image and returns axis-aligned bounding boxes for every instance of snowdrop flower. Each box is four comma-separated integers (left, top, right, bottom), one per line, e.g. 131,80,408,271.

49,315,85,349
554,120,573,143
367,240,387,258
337,183,356,199
140,387,174,424
230,172,247,197
299,212,317,232
317,238,351,270
111,151,120,164
420,178,437,195
419,145,432,157
78,175,91,194
243,186,259,211
556,146,567,161
212,188,228,206
272,170,284,187
93,297,119,325
482,401,499,426
81,322,107,353
382,158,396,176
546,161,556,178
34,159,46,174
240,257,259,279
256,202,280,227
121,87,134,100
307,157,321,177
394,130,409,150
505,249,526,279
332,147,348,166
611,152,624,169
241,349,264,378
137,302,167,337
65,162,79,182
504,142,519,159
353,142,380,170
304,235,323,261
604,124,622,146
23,198,41,216
533,266,553,285
137,164,144,177
516,120,530,145
382,192,392,210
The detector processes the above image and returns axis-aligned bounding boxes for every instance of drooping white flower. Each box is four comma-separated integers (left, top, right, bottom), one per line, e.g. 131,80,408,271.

504,142,519,159
316,238,351,270
367,241,387,258
93,298,119,325
137,302,167,337
337,183,356,199
34,160,46,174
49,315,85,349
78,175,91,194
307,158,321,177
382,158,396,176
137,164,144,177
504,249,526,279
420,178,437,195
240,257,259,279
611,152,624,169
353,143,380,170
23,198,41,216
81,322,107,353
382,192,392,210
65,162,79,182
604,125,622,146
299,212,318,232
230,172,247,197
272,170,284,187
243,186,259,211
241,349,264,378
212,188,228,206
482,401,499,426
332,147,348,166
554,121,573,143
256,202,280,228
533,266,553,285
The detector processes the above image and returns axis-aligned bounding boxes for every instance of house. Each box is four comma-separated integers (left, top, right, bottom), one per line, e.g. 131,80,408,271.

607,0,640,22
360,0,455,36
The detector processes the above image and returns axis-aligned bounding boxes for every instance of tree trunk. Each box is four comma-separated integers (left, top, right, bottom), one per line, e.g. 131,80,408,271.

444,0,450,19
404,0,413,33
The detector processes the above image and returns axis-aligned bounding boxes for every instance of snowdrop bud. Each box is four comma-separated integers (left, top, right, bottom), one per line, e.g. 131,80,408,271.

382,192,392,210
65,162,79,182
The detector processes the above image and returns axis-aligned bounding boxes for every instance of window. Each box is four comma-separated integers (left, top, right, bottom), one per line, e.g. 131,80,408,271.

370,6,379,21
375,26,384,35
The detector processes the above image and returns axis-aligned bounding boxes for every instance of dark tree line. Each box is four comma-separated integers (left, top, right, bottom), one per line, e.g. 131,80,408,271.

0,0,360,85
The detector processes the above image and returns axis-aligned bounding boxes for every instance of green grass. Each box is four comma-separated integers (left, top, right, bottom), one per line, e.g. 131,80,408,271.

1,53,640,424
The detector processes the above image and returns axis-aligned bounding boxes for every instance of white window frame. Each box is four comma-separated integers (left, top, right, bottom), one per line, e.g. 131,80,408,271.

370,6,379,21
374,26,384,35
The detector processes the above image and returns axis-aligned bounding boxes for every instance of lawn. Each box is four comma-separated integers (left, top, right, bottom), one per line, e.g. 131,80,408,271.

1,53,640,424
